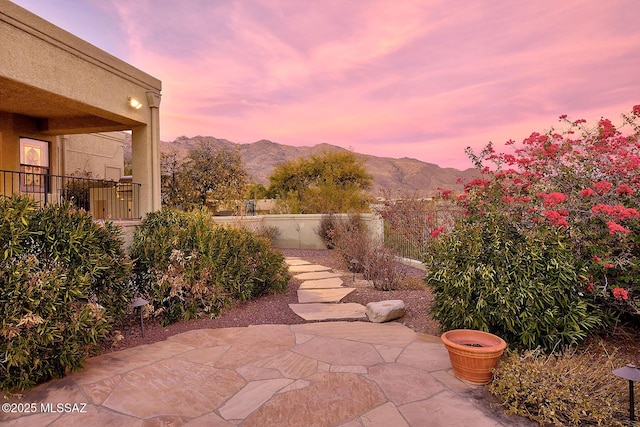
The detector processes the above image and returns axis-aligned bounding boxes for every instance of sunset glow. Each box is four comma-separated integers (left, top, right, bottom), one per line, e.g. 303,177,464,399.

11,0,640,169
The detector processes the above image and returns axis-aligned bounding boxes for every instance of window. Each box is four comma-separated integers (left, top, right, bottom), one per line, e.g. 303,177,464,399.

20,138,50,193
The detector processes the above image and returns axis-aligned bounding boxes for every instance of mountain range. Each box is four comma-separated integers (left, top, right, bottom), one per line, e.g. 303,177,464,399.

127,135,479,198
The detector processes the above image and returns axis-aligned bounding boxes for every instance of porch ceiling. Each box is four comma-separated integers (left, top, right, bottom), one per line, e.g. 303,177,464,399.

0,76,143,135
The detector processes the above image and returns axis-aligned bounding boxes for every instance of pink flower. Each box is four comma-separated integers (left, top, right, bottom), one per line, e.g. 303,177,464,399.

438,188,453,200
586,283,595,292
593,181,613,194
592,256,601,261
579,188,595,198
633,105,640,117
616,184,635,196
430,226,446,238
542,210,569,227
598,119,616,137
539,192,568,208
604,263,615,269
607,221,631,235
612,288,629,301
592,204,640,221
502,196,514,203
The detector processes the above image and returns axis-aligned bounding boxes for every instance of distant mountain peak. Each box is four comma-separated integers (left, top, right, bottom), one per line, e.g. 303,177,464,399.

157,136,478,197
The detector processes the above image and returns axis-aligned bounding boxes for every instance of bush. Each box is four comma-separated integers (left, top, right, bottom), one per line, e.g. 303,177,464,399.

328,213,405,290
252,225,281,247
316,211,338,249
327,213,371,273
489,345,628,425
362,244,406,291
130,208,290,325
426,107,640,352
0,197,132,392
424,212,602,352
459,107,640,322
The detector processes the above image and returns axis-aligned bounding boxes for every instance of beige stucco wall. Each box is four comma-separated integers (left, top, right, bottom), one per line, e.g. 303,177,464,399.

62,132,125,180
0,1,162,215
212,214,384,250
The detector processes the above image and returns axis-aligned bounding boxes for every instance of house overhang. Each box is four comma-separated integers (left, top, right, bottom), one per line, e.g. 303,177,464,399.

0,76,142,135
0,0,163,214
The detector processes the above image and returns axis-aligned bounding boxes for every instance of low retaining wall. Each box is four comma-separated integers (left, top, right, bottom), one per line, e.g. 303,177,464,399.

113,214,384,251
212,213,384,250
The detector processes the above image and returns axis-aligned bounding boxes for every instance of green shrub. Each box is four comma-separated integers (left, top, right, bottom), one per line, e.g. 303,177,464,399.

424,212,602,352
489,345,628,425
130,208,290,325
0,196,132,392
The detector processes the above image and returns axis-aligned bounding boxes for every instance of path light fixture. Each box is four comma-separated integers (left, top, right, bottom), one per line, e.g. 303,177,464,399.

350,259,359,282
128,96,143,109
613,363,640,422
131,297,149,337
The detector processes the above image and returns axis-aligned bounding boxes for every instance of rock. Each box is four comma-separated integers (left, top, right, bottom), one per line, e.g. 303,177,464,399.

365,300,405,323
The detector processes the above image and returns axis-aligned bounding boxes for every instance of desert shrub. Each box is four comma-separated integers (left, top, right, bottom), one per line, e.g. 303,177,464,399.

130,208,290,325
0,196,132,392
252,225,281,246
362,244,406,291
424,212,602,352
329,213,405,290
316,211,338,249
328,213,370,273
489,345,628,425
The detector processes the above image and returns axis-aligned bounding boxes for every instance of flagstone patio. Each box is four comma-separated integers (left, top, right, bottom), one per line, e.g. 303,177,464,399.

0,257,528,426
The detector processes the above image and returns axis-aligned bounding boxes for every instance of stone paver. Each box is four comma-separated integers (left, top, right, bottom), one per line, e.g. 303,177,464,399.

298,277,344,289
289,303,367,321
297,287,355,303
294,271,343,280
288,264,332,273
284,259,311,266
1,321,518,426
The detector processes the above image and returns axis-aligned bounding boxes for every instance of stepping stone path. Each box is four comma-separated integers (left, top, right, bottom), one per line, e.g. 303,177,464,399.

285,257,367,321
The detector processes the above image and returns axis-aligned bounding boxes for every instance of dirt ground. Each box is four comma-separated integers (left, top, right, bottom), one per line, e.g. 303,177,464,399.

103,248,439,354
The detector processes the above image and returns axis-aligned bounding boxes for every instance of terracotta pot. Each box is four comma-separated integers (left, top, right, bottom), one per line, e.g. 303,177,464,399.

440,329,507,385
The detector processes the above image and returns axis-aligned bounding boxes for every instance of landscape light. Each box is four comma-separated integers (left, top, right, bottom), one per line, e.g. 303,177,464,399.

131,297,149,337
128,97,143,109
613,363,640,422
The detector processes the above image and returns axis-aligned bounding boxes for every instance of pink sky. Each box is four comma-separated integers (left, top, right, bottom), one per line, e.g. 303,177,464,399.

12,0,640,169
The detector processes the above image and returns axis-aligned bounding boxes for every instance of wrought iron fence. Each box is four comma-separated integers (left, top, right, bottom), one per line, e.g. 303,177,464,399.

379,200,463,261
1,169,141,220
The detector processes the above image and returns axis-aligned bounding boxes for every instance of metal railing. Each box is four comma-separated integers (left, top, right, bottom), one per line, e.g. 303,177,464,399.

1,169,141,220
381,202,463,261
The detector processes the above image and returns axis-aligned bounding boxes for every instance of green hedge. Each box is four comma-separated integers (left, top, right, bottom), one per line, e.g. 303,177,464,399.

130,208,290,325
424,212,602,352
0,197,132,391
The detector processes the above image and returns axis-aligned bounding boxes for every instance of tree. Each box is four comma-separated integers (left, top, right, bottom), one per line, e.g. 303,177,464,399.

267,150,373,213
160,149,186,207
161,142,248,211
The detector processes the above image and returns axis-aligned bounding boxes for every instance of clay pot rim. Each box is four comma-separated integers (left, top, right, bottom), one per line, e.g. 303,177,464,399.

441,329,507,353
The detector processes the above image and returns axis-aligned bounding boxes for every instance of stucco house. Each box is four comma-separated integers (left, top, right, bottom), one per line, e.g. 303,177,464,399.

0,0,161,219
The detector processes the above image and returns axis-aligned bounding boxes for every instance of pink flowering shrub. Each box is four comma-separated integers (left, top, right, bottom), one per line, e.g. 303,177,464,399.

425,106,640,351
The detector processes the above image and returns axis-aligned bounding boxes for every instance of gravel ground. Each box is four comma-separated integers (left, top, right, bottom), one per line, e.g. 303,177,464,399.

102,248,439,354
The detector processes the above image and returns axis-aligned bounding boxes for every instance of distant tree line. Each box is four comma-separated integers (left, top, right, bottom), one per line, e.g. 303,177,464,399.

160,141,372,214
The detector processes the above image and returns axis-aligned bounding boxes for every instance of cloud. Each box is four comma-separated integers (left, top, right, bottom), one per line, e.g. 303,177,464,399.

14,0,640,168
